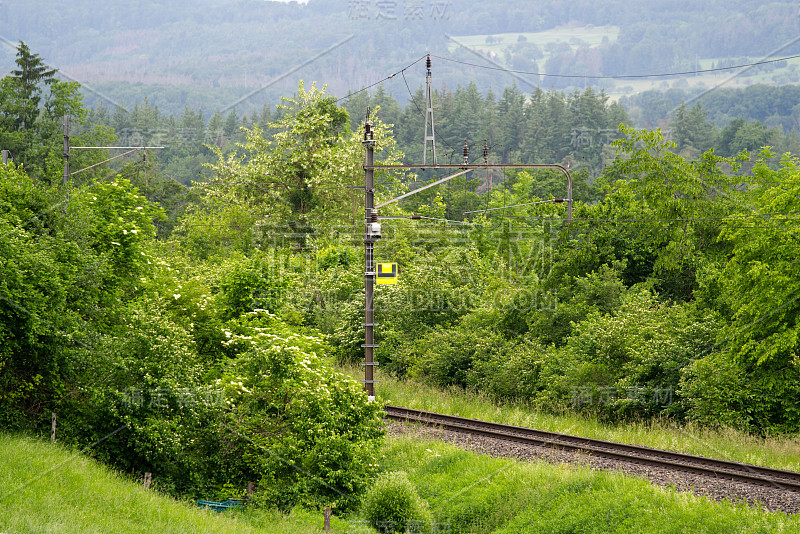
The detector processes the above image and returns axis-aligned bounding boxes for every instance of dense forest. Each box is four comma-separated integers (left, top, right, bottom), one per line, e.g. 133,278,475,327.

4,40,800,523
6,0,799,77
59,78,800,194
3,0,800,117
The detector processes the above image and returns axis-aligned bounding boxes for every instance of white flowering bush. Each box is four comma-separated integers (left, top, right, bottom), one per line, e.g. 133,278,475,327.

212,310,384,511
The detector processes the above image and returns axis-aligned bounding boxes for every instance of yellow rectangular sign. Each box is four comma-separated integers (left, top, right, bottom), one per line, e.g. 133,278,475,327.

376,262,398,285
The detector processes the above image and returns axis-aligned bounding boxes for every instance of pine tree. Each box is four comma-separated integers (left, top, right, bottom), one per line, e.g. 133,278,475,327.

223,109,240,137
10,41,57,131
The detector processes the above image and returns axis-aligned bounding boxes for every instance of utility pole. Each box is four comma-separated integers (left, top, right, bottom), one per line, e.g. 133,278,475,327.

2,150,8,165
359,59,573,399
63,116,70,185
423,54,437,166
359,158,571,398
362,111,379,400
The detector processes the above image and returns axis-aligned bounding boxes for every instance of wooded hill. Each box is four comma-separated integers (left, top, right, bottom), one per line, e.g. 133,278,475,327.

3,0,800,118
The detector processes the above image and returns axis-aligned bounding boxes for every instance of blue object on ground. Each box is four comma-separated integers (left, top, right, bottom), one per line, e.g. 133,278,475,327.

196,498,245,512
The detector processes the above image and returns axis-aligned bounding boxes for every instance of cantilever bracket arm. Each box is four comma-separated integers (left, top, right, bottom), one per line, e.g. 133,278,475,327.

366,163,572,223
375,169,470,209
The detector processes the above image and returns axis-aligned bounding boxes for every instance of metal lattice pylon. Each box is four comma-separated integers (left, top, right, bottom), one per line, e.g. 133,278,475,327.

423,54,437,166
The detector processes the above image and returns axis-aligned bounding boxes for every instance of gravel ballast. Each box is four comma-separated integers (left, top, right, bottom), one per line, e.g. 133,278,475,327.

387,420,800,515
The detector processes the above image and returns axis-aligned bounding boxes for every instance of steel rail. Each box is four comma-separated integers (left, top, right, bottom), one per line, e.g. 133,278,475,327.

384,405,800,492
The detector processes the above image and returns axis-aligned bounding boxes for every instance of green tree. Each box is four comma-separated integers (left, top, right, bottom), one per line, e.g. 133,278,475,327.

497,85,526,162
0,77,28,161
0,43,95,181
188,82,405,255
215,312,384,510
718,118,775,157
223,109,240,138
10,41,57,132
670,102,717,156
716,150,800,433
600,126,739,300
479,88,502,150
0,161,161,430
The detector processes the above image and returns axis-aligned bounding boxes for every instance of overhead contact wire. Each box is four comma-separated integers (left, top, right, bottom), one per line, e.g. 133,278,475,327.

430,52,800,80
333,55,428,105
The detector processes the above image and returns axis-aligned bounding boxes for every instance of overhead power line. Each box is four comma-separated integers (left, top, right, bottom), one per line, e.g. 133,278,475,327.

332,55,427,105
479,212,800,222
430,52,800,80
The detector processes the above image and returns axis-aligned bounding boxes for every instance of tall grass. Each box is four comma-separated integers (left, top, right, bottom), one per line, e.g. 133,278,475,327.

0,434,351,534
384,435,800,533
345,365,800,472
4,396,797,534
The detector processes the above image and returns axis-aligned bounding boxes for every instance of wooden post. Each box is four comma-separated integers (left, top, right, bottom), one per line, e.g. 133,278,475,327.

51,413,56,442
323,506,332,533
143,472,152,490
247,481,255,497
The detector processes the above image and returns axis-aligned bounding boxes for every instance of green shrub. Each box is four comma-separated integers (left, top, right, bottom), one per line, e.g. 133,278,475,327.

0,169,163,431
362,471,433,534
679,351,748,429
470,337,549,401
218,254,289,320
410,325,489,388
535,288,719,421
305,244,362,335
680,351,800,435
328,296,365,366
396,306,548,402
316,243,359,270
523,263,627,346
215,311,385,511
72,294,209,493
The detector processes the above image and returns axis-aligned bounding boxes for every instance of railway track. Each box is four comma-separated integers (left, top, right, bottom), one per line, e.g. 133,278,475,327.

384,405,800,493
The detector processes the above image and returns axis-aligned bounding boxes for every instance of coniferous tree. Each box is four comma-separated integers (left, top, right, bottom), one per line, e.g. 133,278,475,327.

10,41,58,131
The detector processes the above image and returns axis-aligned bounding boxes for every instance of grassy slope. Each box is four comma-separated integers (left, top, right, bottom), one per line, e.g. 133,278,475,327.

448,24,797,99
2,406,798,533
0,434,350,534
359,367,800,473
385,435,800,533
449,26,621,58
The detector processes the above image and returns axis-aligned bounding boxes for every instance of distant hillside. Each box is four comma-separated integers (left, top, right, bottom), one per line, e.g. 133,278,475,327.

2,0,799,115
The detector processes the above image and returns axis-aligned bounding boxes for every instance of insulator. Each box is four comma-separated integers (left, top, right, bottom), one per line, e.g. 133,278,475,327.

426,54,431,71
364,110,374,141
483,139,489,164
